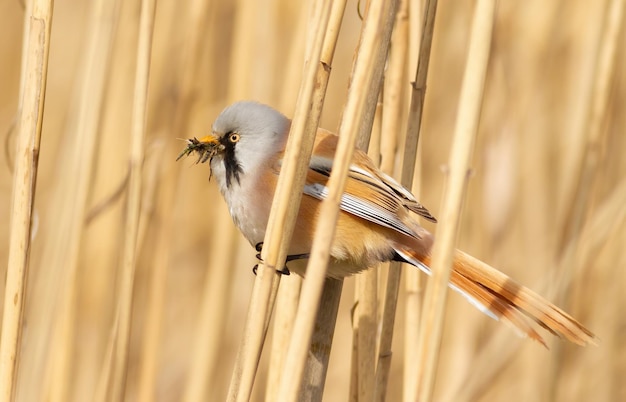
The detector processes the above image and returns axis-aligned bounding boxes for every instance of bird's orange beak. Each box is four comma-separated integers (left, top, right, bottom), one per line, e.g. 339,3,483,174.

176,133,224,163
197,134,221,147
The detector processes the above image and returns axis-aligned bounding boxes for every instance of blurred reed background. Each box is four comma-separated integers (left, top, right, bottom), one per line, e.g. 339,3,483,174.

1,0,624,401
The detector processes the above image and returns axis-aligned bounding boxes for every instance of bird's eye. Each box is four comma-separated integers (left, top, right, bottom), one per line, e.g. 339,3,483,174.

228,133,240,143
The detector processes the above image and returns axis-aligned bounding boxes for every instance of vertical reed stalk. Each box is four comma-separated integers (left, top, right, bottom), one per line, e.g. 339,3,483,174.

135,149,174,402
402,1,422,398
108,0,157,399
401,0,437,402
354,265,378,401
402,1,437,400
349,2,400,400
136,0,215,399
265,277,302,400
226,1,337,400
44,0,120,400
371,0,411,399
354,0,399,150
557,0,624,257
298,278,344,401
265,2,313,392
550,1,624,397
400,0,437,184
352,2,401,399
182,209,238,402
276,0,397,398
0,0,53,400
413,0,495,400
295,1,349,398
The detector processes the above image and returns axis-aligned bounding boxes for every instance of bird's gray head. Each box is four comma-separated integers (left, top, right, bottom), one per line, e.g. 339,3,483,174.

208,101,290,188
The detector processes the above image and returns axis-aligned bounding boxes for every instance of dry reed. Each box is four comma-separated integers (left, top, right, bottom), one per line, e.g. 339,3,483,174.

44,0,121,401
0,0,53,400
107,0,157,399
276,0,399,397
349,0,400,400
412,0,495,400
226,1,338,400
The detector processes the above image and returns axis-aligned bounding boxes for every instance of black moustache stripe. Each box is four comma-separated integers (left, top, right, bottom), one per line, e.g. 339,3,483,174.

221,137,243,188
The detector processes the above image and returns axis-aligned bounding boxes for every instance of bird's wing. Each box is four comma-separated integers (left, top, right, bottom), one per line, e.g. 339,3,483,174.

297,131,435,239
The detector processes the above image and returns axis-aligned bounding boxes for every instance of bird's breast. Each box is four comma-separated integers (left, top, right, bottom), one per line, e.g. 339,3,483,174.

213,161,275,246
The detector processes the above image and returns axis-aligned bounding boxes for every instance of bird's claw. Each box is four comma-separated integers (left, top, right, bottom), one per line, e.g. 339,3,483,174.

252,264,290,276
251,243,303,276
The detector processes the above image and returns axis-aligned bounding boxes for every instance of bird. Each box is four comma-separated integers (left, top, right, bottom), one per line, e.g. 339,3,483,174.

180,100,596,347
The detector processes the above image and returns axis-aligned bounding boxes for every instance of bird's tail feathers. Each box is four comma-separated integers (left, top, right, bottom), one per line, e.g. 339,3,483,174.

394,247,597,347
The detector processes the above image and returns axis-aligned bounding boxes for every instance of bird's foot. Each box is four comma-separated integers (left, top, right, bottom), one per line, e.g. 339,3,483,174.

252,243,306,276
252,264,290,276
255,242,263,260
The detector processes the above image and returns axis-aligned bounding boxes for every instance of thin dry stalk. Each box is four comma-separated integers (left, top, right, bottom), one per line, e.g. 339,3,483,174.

0,0,53,400
379,0,409,175
400,0,438,399
298,278,344,401
267,2,347,397
265,277,302,401
15,0,33,109
349,272,363,402
356,4,406,394
44,0,120,400
367,98,383,165
108,0,157,398
372,0,412,398
560,180,626,286
400,0,437,185
354,262,378,401
133,0,219,398
277,0,314,112
228,0,258,99
550,0,624,397
403,266,422,400
557,0,624,257
412,0,496,400
228,0,279,102
136,0,215,399
355,0,400,150
349,0,401,399
226,1,336,400
294,0,349,395
349,306,359,402
182,210,238,402
135,145,170,402
275,0,397,399
354,46,383,402
403,5,440,383
265,2,311,398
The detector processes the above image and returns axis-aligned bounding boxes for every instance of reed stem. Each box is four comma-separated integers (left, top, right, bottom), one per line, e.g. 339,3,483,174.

412,0,495,400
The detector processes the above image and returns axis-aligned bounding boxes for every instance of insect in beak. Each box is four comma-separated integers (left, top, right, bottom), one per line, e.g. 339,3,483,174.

176,136,224,164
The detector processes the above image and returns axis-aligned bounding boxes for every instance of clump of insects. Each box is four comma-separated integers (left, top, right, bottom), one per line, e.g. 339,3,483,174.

176,137,223,164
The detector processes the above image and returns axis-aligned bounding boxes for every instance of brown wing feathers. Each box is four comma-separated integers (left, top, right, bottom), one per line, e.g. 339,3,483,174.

304,130,596,346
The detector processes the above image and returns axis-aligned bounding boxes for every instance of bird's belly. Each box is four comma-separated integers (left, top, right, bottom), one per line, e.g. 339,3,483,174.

221,181,397,275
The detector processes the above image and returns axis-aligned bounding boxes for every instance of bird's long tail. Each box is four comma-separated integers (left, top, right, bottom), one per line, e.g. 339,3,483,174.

394,248,597,347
